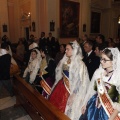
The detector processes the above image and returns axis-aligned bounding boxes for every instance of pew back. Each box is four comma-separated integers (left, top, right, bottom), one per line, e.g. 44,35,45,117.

13,75,70,120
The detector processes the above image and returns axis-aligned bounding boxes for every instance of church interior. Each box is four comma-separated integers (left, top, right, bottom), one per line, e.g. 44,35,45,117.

0,0,120,120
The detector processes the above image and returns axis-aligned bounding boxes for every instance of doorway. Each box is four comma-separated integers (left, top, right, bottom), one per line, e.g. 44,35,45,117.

25,27,29,40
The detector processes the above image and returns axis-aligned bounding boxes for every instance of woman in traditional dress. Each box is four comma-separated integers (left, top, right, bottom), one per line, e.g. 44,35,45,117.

49,41,90,120
80,48,120,120
23,49,41,84
34,46,56,98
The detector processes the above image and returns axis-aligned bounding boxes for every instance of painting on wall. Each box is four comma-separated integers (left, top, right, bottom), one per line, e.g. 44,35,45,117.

60,0,80,38
91,11,101,33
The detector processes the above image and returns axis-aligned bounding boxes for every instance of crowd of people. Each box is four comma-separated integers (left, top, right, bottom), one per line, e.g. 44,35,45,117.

0,33,120,120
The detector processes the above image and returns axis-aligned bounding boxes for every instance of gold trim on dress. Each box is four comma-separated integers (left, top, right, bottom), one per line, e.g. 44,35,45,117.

97,79,120,119
40,80,51,95
63,76,70,91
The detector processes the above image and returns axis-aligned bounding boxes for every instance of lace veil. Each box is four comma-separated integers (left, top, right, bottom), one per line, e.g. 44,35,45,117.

83,47,120,106
107,48,120,94
29,49,41,63
51,40,90,120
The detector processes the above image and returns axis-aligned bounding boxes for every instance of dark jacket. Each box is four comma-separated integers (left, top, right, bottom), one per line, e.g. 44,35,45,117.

0,54,11,80
83,51,100,80
39,37,48,49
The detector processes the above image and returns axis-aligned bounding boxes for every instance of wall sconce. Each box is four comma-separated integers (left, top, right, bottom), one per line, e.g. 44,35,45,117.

118,16,120,24
24,12,31,19
21,12,31,21
50,20,55,31
28,12,31,17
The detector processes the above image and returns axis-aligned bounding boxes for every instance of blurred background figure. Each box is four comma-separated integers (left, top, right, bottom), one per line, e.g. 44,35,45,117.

47,32,56,58
39,32,48,49
107,37,115,47
114,37,120,50
55,44,66,66
15,38,25,65
80,34,89,57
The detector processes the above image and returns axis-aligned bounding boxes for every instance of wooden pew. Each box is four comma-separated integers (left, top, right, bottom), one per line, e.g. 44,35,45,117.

13,74,70,120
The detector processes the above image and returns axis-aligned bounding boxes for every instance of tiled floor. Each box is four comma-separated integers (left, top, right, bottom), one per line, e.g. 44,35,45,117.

0,81,32,120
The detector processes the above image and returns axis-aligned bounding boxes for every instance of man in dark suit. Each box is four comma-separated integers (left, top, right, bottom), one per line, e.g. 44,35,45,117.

80,34,89,58
47,32,57,58
83,41,100,80
39,32,48,49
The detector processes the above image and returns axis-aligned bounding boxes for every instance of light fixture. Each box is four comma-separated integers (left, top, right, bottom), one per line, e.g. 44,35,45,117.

28,12,31,17
21,12,31,21
118,16,120,24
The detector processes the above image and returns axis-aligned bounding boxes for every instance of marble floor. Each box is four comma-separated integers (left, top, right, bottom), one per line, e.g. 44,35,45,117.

0,82,32,120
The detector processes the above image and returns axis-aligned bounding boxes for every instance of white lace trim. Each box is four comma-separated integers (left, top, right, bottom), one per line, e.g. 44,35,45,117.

51,41,90,120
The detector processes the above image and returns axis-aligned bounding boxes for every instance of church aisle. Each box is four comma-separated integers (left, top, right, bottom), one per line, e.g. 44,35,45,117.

0,83,32,120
